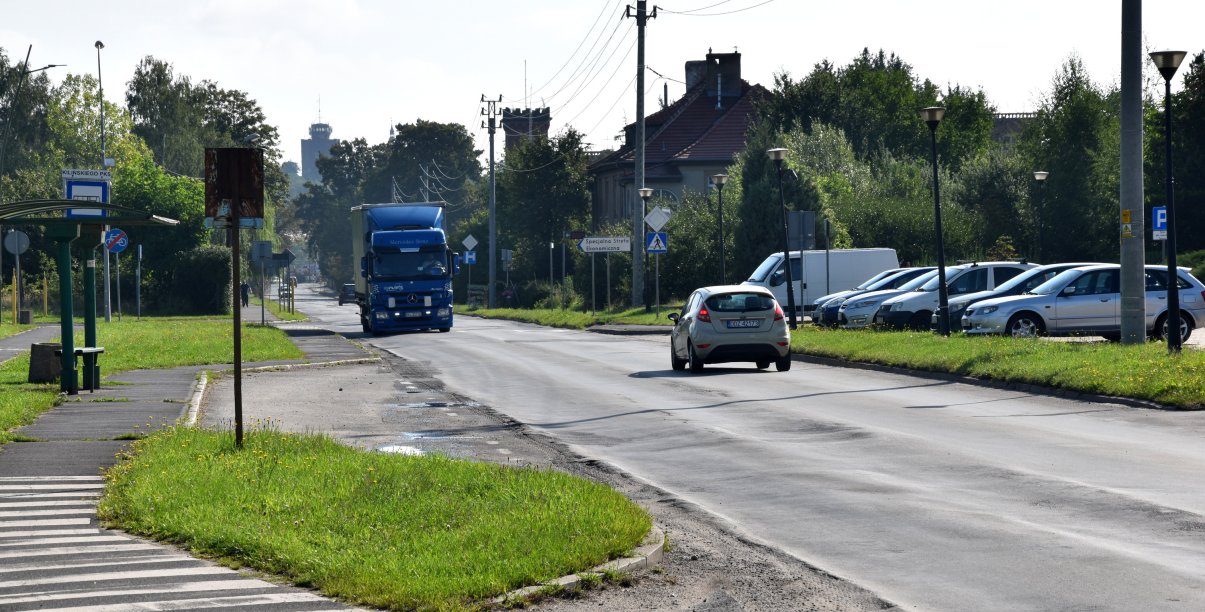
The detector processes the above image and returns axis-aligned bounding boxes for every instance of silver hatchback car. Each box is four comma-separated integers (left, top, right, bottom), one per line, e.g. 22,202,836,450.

669,285,791,372
961,264,1205,341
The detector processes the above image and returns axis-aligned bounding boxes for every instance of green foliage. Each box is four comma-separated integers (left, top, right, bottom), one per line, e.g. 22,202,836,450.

496,130,592,285
362,119,481,229
1018,56,1120,262
945,148,1031,259
660,190,730,296
167,245,232,314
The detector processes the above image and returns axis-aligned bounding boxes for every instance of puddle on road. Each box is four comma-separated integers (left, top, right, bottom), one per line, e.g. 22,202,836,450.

375,445,424,455
400,431,483,441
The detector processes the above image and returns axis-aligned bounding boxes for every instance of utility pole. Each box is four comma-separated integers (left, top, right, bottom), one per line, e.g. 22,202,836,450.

627,0,655,307
96,40,112,323
1119,0,1146,344
481,95,501,308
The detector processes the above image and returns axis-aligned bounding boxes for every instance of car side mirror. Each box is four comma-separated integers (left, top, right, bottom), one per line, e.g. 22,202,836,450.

1061,286,1076,297
668,312,680,323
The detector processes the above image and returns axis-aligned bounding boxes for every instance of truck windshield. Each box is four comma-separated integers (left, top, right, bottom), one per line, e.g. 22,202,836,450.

373,249,448,281
747,255,783,283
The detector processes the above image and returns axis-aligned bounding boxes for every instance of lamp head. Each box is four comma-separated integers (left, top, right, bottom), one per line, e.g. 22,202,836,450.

766,148,787,163
1033,171,1049,182
919,106,945,130
94,40,104,50
638,187,654,201
1149,50,1187,81
712,173,728,188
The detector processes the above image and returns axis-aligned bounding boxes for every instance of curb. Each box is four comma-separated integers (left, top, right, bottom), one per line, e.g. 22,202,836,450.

494,525,665,605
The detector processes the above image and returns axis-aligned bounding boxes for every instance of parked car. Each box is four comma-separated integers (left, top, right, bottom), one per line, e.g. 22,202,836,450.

875,261,1037,330
961,264,1205,341
338,283,356,306
936,262,1101,330
744,248,899,318
669,285,791,373
838,270,939,329
814,267,935,327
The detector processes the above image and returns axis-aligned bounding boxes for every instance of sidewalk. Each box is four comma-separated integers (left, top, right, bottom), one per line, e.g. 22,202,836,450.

0,319,367,476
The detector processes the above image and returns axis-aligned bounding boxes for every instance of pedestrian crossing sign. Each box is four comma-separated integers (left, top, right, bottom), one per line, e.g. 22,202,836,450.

646,232,668,253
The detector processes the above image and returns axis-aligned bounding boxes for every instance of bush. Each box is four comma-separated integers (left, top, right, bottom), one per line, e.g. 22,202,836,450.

167,245,232,314
1180,250,1205,281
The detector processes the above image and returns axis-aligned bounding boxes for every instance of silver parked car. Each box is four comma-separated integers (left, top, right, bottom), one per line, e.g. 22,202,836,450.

838,269,939,329
669,285,791,372
961,264,1205,341
936,262,1101,330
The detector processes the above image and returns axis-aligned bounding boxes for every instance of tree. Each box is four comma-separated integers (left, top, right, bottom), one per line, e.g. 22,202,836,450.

362,120,481,228
1018,56,1119,262
1149,50,1205,253
495,129,591,291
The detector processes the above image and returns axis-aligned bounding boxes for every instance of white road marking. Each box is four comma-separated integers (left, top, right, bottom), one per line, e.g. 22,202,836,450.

0,553,193,573
0,566,235,588
0,579,278,606
0,476,103,482
0,543,159,559
0,484,105,490
0,508,97,517
1,535,132,547
0,528,99,538
35,591,330,611
0,500,97,508
0,518,91,528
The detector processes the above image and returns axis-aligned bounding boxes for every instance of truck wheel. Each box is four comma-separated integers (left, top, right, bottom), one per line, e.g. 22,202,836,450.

361,320,371,334
439,327,451,333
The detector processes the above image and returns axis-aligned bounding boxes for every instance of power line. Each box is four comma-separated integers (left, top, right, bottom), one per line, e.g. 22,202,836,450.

658,0,775,16
525,0,621,100
660,0,735,12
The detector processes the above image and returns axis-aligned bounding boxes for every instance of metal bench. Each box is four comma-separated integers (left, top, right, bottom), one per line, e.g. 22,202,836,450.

54,347,105,393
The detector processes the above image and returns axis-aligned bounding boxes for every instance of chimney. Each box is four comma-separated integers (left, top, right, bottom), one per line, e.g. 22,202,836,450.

685,60,708,90
705,50,742,101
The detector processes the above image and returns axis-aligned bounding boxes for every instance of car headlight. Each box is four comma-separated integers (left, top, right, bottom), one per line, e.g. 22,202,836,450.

978,305,998,315
850,300,875,309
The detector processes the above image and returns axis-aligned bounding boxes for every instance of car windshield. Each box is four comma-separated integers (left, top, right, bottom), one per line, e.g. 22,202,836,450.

868,268,927,291
902,269,940,292
920,267,968,291
705,292,775,312
995,266,1061,293
854,269,900,290
1028,269,1086,295
747,255,782,283
372,248,449,281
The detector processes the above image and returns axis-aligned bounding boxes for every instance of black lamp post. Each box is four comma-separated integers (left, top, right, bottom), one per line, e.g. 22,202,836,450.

1033,171,1049,261
95,41,106,166
1150,50,1187,353
0,48,62,205
766,148,797,329
920,106,951,336
713,173,728,284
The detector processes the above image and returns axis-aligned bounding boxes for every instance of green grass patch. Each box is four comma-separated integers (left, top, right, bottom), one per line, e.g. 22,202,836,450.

252,297,307,322
0,322,36,339
794,326,1205,408
0,354,61,444
98,425,652,611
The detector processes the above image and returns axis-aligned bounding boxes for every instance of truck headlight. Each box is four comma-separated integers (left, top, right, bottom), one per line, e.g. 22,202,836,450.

437,308,451,318
375,312,388,320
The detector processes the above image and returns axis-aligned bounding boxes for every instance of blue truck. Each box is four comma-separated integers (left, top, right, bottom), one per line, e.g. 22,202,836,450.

350,202,458,335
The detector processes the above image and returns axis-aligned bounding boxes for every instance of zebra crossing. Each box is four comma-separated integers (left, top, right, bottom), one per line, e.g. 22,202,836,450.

0,476,354,611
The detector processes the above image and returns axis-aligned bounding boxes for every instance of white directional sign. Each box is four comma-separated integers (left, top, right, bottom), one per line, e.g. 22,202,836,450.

462,234,478,250
578,236,631,253
644,206,671,232
63,169,112,218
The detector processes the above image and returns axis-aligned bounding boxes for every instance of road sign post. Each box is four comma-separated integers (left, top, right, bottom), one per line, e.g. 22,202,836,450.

646,232,668,317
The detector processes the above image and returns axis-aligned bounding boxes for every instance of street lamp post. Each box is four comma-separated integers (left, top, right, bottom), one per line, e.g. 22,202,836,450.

766,148,797,329
0,46,62,205
1033,171,1049,261
712,174,728,285
1150,50,1187,353
920,106,951,336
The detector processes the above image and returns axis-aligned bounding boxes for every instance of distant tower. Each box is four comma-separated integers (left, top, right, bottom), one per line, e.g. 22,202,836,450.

501,107,551,151
301,122,339,182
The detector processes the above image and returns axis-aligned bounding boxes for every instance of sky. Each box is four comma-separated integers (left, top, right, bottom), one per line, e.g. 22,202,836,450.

4,0,1202,169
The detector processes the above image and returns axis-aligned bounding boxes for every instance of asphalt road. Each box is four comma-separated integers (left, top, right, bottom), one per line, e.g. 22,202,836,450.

295,285,1205,611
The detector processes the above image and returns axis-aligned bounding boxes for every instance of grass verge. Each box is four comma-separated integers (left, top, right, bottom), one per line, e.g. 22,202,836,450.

0,316,303,443
98,424,652,611
466,308,1205,409
253,297,307,322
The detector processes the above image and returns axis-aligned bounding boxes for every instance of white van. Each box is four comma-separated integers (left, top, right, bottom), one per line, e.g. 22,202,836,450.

743,248,899,317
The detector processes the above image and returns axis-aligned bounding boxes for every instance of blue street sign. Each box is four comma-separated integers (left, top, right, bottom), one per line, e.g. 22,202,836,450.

646,232,667,254
464,250,477,264
105,228,129,253
1153,206,1168,240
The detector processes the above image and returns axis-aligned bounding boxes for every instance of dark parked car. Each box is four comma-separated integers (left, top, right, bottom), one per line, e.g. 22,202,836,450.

338,283,356,306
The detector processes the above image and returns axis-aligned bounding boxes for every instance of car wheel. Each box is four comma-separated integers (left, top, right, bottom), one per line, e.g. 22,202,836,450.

688,342,704,373
755,360,770,370
1155,312,1193,343
671,343,687,371
909,311,932,331
775,355,792,371
1006,313,1045,338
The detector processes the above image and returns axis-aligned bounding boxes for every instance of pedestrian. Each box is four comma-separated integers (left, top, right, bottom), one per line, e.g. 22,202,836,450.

240,281,250,307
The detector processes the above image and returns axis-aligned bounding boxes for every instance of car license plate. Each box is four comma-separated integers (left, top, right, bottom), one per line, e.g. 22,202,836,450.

404,311,422,318
726,319,760,329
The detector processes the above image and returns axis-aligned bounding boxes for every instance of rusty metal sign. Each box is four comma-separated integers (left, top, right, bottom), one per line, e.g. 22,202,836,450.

204,148,264,220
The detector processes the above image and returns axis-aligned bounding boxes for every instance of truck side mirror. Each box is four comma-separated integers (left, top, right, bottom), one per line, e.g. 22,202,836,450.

770,269,785,287
451,252,461,275
360,256,367,278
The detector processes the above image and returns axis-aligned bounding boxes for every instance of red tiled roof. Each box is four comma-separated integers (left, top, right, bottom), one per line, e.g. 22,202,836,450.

589,81,763,174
